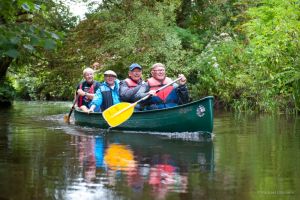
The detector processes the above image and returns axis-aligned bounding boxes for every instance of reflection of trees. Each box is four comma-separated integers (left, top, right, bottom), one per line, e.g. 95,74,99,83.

0,124,84,199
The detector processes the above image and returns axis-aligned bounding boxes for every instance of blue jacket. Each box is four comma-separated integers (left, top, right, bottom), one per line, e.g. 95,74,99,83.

90,80,120,112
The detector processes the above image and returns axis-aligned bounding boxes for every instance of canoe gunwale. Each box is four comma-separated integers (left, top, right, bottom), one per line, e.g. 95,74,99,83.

74,96,214,133
75,96,214,115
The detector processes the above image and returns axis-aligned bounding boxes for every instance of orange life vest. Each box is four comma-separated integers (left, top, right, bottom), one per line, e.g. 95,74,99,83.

147,77,174,101
125,78,139,88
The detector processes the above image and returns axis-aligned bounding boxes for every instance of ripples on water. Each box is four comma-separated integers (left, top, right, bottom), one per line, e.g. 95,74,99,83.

48,115,213,199
1,102,300,200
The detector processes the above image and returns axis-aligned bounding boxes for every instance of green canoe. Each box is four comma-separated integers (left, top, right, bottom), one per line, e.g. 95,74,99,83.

74,96,214,133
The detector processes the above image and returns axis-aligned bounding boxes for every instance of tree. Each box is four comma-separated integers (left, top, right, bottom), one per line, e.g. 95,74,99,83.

55,0,187,81
241,0,300,111
0,0,62,81
0,0,79,103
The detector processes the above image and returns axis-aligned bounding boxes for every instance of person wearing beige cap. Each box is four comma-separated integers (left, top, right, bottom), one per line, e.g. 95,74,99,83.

76,67,101,112
135,63,189,110
88,70,120,112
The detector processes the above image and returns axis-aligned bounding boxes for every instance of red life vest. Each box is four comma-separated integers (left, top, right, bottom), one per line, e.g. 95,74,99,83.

78,82,95,107
147,77,174,101
125,78,139,88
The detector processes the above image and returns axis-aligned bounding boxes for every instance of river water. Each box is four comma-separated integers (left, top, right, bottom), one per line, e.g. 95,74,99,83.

0,101,299,200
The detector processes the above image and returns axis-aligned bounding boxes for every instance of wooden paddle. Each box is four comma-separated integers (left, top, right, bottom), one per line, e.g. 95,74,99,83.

64,94,78,123
102,77,182,127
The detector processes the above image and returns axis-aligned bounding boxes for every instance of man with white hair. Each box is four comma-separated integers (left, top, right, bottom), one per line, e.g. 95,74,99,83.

88,70,120,112
76,67,101,112
135,63,189,110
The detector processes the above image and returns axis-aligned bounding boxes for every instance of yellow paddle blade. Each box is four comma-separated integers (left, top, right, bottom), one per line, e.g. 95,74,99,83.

102,102,135,127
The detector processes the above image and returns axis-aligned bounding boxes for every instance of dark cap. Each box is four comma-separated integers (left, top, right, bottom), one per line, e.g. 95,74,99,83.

129,63,142,71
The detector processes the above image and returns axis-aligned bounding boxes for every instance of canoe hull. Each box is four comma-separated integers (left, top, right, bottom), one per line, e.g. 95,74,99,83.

74,96,214,133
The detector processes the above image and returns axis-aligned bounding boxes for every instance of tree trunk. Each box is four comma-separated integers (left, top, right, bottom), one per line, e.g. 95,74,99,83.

176,0,192,28
0,57,13,82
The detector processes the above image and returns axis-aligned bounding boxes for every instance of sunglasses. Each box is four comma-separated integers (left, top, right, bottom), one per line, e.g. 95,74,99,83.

152,69,165,72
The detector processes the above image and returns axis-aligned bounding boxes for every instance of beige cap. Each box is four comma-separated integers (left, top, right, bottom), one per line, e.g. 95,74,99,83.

104,70,117,77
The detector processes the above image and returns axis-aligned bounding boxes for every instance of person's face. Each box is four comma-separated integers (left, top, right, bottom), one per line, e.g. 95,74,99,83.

84,71,94,83
105,75,116,86
129,68,142,81
151,67,165,81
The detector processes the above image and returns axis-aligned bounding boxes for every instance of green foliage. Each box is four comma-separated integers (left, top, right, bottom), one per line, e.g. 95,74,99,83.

56,0,187,80
1,0,78,101
188,33,250,104
0,78,16,103
1,0,299,113
0,0,62,60
239,0,300,112
97,0,186,75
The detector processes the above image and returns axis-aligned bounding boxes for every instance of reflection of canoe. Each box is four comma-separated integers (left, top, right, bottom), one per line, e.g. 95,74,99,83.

74,96,214,133
106,132,214,171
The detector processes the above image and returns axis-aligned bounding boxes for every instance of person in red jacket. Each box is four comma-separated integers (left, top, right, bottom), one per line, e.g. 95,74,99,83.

135,63,189,110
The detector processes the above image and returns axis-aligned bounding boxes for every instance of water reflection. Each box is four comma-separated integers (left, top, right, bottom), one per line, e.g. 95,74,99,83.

104,143,136,171
70,131,214,199
2,102,300,199
76,136,97,182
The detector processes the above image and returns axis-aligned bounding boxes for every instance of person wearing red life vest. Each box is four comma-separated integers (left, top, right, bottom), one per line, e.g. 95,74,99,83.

119,63,145,110
135,63,189,110
76,67,101,112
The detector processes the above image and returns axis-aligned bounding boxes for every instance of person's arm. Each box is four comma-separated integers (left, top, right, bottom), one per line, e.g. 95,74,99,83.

119,80,142,102
85,81,100,100
176,84,189,104
178,74,187,85
171,74,189,104
77,86,85,97
85,92,95,100
88,88,103,112
134,83,151,100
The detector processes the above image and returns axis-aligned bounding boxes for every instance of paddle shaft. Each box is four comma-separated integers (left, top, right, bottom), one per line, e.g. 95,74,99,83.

135,77,182,104
69,95,78,115
111,77,182,118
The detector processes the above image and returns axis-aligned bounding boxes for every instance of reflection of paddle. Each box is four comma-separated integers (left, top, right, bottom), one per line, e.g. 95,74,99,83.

104,144,136,171
64,94,78,123
103,77,182,127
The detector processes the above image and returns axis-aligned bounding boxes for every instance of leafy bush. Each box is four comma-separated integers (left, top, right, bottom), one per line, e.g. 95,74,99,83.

0,78,16,104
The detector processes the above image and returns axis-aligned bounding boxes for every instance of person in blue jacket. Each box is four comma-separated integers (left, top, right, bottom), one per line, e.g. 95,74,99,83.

88,70,120,112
